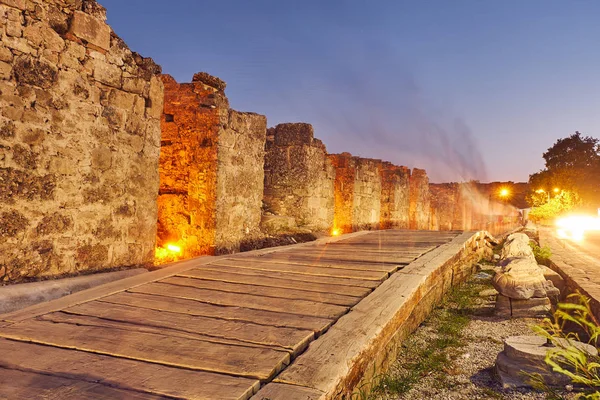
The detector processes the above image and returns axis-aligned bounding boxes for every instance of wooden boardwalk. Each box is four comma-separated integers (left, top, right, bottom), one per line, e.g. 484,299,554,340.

0,230,461,400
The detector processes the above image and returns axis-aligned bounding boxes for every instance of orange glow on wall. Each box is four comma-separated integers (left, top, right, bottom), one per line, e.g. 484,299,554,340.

154,243,183,265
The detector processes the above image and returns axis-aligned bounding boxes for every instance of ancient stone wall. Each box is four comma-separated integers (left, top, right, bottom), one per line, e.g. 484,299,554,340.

263,123,334,232
409,168,431,230
352,158,382,230
158,72,266,261
215,110,267,253
330,153,356,234
380,163,410,229
0,0,163,282
158,73,225,259
430,183,473,231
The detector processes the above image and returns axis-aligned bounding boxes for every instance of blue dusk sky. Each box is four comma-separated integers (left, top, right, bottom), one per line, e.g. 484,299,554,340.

99,0,600,183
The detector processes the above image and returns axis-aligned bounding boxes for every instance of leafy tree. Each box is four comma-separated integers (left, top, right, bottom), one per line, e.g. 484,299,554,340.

528,190,581,224
528,132,600,208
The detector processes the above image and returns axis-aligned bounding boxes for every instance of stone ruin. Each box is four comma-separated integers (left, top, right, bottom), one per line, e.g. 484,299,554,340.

379,162,410,229
263,123,334,233
493,233,559,317
0,0,523,282
0,0,162,281
409,168,431,230
158,73,266,260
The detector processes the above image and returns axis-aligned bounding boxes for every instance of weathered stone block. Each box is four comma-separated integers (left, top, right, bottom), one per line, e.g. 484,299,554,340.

272,123,314,146
3,36,32,54
0,61,11,79
92,58,122,88
13,56,57,89
0,46,13,63
0,0,28,11
192,71,226,91
69,10,110,51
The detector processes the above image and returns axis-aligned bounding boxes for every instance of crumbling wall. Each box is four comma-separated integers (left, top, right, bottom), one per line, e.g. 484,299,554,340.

0,0,163,282
330,153,356,234
353,158,382,230
158,72,266,261
263,123,334,232
380,163,410,229
409,168,431,230
215,110,267,253
430,183,463,231
158,73,226,258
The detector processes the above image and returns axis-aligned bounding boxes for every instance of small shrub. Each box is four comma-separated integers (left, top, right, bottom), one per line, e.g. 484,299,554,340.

529,240,552,265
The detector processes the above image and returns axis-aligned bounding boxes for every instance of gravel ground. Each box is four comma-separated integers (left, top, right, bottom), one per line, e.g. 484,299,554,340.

374,274,577,400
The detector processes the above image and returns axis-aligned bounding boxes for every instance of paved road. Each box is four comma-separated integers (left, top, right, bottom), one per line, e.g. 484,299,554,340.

559,230,600,264
0,230,462,400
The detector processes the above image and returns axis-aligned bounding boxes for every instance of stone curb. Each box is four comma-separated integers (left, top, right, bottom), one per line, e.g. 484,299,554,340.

0,268,147,316
250,231,494,400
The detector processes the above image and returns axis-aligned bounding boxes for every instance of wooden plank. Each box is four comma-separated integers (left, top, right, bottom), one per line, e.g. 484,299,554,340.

262,250,418,265
161,276,361,307
201,263,380,288
0,339,259,400
314,245,432,253
178,268,372,297
0,253,221,323
0,319,290,380
283,247,429,256
0,367,168,400
62,301,314,352
257,252,407,269
99,292,333,333
41,311,290,353
131,282,349,319
210,259,389,281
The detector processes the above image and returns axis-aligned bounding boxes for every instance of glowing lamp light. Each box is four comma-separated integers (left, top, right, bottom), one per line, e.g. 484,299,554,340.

553,188,560,193
331,228,341,237
166,244,182,253
556,216,600,242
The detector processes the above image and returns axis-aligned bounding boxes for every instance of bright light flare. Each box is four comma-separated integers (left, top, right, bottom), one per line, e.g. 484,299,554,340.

331,228,341,237
167,244,181,253
556,216,600,242
499,188,510,197
154,243,183,265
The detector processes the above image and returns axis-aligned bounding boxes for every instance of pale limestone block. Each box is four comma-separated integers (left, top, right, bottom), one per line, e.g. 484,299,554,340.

0,0,28,11
108,89,135,110
92,58,122,88
0,46,13,62
69,10,110,51
122,77,146,95
6,19,22,37
0,61,11,79
4,36,32,54
146,75,163,119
